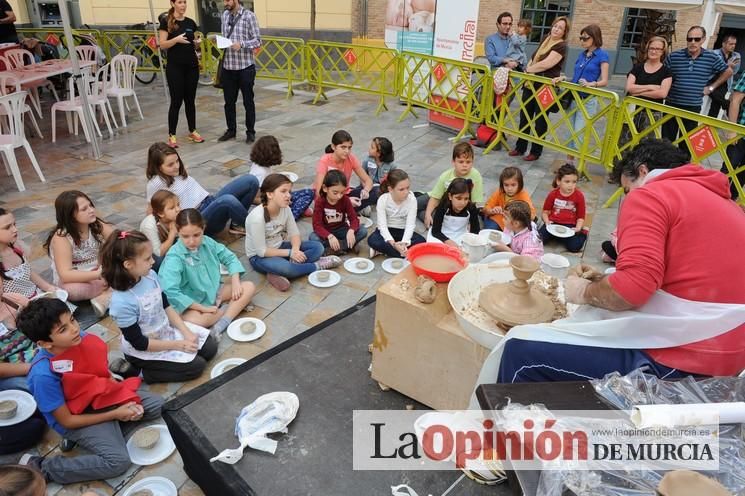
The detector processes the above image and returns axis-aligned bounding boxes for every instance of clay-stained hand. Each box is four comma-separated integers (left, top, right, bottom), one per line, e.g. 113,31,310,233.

569,262,603,281
564,275,591,304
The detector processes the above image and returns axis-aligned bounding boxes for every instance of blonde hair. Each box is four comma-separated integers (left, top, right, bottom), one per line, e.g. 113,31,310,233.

0,465,46,496
643,36,668,61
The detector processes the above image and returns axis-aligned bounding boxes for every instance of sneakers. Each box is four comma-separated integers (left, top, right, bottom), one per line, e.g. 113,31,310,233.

167,135,179,148
369,247,379,259
316,255,342,270
19,453,44,473
266,273,291,292
228,224,246,236
91,293,110,318
187,130,205,143
359,206,372,217
59,438,77,452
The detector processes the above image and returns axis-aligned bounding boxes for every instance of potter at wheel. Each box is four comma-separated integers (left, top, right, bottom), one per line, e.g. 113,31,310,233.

478,256,555,330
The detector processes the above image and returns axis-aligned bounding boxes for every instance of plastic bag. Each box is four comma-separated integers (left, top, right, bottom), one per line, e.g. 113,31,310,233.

210,391,299,464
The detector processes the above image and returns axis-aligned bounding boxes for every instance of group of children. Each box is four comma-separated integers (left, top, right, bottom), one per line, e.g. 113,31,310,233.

0,128,591,486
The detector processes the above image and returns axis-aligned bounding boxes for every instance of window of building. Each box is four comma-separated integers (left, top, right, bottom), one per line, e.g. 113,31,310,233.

520,0,573,43
619,8,676,50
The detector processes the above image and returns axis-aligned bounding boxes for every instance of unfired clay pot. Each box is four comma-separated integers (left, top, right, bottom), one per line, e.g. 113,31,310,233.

478,255,555,329
240,321,256,334
133,427,160,450
0,400,17,420
415,275,437,304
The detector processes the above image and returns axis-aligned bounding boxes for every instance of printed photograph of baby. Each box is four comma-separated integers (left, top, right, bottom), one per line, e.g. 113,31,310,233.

385,0,436,33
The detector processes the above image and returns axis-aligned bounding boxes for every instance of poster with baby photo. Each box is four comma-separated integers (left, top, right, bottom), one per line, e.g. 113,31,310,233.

385,0,437,54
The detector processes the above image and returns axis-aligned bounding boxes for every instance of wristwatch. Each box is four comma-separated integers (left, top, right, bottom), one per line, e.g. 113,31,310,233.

709,86,715,92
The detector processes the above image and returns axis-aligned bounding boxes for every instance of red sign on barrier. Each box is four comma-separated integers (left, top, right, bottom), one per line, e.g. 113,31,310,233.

689,126,717,158
343,48,357,66
433,63,446,82
46,34,60,46
253,46,262,56
146,36,157,50
536,85,555,110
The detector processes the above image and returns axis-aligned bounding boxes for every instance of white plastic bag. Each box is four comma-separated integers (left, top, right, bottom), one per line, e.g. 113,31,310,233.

210,391,299,464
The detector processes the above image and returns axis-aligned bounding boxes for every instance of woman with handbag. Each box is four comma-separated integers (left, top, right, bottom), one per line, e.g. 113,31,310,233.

509,16,570,162
159,0,204,149
553,24,610,165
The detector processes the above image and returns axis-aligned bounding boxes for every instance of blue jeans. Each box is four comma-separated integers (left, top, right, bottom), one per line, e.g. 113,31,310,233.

0,375,29,392
199,175,259,236
367,228,426,258
249,241,324,279
538,224,587,252
350,185,382,210
568,97,598,151
498,339,696,383
482,217,501,231
309,225,368,251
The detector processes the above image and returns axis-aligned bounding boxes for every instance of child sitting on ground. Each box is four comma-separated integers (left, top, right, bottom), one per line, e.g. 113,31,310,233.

159,209,255,337
368,169,426,258
503,19,532,71
356,137,397,210
417,142,485,228
44,190,114,317
102,230,217,384
246,174,342,292
146,142,259,236
427,178,481,246
17,298,163,484
539,164,588,253
313,130,374,211
311,170,368,255
139,190,180,271
483,166,536,230
491,201,544,260
248,135,316,219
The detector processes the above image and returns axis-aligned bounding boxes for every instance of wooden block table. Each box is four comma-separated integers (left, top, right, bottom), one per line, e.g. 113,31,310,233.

371,266,490,410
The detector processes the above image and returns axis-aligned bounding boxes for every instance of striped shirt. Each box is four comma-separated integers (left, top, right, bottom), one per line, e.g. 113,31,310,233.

221,6,262,71
732,72,745,125
665,48,728,107
146,176,209,209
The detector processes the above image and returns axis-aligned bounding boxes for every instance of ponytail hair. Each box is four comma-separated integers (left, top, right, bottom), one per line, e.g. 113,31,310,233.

552,163,579,188
150,190,179,242
379,168,408,194
325,129,353,154
440,178,473,213
167,3,178,33
260,173,292,222
319,170,347,198
100,230,150,291
504,201,533,231
175,208,206,231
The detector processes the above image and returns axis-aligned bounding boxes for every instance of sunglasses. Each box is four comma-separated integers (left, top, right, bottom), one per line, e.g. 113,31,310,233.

686,36,702,42
579,36,591,41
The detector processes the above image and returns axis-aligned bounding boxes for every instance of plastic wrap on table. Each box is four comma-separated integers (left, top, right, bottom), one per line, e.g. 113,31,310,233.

526,369,745,496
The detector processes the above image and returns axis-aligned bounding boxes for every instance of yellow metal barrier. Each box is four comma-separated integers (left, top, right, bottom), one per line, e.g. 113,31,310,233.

17,28,101,59
397,51,491,139
99,30,162,73
603,96,745,206
486,71,619,178
306,41,399,115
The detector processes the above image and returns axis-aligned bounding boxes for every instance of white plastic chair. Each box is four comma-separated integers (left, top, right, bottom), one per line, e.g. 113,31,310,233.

3,48,60,118
74,45,99,70
108,54,144,127
0,73,44,139
51,66,115,142
0,91,45,192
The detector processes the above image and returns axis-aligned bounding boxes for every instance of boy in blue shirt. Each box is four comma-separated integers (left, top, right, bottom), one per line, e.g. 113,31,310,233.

16,298,163,484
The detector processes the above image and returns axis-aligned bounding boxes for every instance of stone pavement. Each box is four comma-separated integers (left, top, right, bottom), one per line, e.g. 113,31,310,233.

0,76,625,495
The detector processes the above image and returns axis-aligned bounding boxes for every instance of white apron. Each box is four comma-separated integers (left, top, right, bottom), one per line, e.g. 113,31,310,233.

121,274,210,363
426,213,470,244
469,290,745,408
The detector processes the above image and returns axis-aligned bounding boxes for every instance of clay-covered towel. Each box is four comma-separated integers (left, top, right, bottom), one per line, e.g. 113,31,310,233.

210,392,299,464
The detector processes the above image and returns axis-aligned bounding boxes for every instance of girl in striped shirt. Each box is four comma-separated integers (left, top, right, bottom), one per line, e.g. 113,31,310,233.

491,201,544,261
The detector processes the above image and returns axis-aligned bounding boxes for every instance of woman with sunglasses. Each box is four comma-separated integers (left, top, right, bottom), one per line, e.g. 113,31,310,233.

619,36,673,146
552,24,609,166
509,16,570,162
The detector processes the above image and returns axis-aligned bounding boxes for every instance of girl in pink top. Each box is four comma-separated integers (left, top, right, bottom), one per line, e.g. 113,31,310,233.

313,130,373,211
491,201,544,260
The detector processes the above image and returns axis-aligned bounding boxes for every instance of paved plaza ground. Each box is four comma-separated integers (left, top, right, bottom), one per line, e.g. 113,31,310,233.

0,75,653,494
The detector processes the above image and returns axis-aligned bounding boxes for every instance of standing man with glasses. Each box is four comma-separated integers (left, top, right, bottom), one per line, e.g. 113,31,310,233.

218,0,261,144
485,12,517,69
662,25,732,153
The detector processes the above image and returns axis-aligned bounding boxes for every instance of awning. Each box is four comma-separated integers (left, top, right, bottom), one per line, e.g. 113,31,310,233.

594,0,703,10
715,0,745,15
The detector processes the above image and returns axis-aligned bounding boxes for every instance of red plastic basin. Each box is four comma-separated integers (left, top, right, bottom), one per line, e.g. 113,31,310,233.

406,242,468,283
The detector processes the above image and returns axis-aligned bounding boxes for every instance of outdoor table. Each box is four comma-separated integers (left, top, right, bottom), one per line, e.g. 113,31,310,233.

0,58,95,85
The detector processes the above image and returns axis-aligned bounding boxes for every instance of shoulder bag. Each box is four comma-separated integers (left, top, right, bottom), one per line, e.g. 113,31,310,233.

214,11,243,89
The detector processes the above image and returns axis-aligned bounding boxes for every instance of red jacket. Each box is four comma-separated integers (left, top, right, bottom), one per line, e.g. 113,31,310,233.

609,165,745,375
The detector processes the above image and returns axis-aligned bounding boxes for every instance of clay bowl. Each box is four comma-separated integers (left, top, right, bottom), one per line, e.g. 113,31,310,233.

131,491,154,496
132,427,160,450
239,321,256,335
510,255,540,281
316,271,331,282
391,260,404,269
0,400,18,420
554,225,568,235
356,260,368,270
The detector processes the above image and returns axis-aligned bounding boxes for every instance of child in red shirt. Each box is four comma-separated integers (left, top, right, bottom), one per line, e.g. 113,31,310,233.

310,170,368,254
538,164,587,252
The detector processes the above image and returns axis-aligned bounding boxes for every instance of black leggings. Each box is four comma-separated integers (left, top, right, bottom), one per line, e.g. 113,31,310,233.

166,62,199,135
125,334,218,384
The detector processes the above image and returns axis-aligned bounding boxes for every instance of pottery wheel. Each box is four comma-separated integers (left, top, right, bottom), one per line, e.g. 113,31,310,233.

478,255,555,328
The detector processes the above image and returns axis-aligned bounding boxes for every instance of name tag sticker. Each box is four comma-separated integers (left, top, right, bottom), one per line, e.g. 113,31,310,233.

52,360,73,373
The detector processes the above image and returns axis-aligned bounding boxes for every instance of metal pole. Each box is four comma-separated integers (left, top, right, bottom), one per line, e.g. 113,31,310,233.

148,0,170,100
58,0,101,159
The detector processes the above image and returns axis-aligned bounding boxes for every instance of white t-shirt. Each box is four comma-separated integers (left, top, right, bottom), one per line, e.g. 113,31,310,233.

146,176,209,209
249,162,269,186
139,215,163,256
244,205,300,258
376,192,417,244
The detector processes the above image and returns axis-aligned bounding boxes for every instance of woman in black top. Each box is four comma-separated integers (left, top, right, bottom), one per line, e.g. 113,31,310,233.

159,0,204,148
